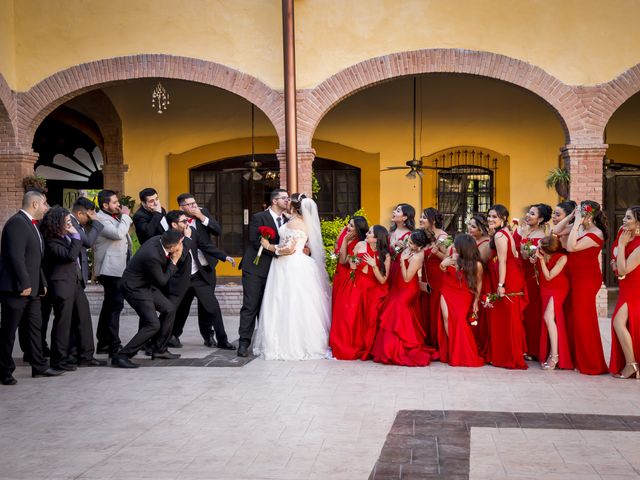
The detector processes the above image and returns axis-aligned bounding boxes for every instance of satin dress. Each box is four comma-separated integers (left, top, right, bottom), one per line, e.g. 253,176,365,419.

422,247,444,349
357,244,389,360
514,231,543,359
473,239,491,359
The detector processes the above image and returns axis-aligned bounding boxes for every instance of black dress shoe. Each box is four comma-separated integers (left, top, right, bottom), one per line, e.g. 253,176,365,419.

204,335,217,348
237,343,249,357
143,347,153,357
32,368,65,378
111,354,139,369
78,357,107,367
1,375,17,385
217,341,237,351
167,336,183,348
152,350,181,360
52,363,77,371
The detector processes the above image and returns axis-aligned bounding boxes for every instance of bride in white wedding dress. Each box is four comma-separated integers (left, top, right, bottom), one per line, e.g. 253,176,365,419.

253,193,331,360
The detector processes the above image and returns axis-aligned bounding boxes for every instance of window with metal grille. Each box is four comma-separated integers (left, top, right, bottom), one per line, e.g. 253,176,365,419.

438,166,493,234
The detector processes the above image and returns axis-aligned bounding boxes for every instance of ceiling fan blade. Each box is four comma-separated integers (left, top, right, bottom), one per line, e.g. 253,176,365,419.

242,171,251,181
251,171,263,181
381,166,410,171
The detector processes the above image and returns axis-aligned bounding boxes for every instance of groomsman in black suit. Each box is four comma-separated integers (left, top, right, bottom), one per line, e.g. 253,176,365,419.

237,189,290,357
112,230,183,368
165,209,237,350
133,188,167,245
0,190,63,385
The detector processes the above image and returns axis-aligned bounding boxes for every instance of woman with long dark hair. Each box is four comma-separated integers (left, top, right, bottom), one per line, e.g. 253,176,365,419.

333,216,368,308
387,203,415,289
551,200,577,249
565,200,608,375
514,203,552,360
485,204,528,369
437,234,484,367
609,206,640,379
371,230,436,366
467,214,491,357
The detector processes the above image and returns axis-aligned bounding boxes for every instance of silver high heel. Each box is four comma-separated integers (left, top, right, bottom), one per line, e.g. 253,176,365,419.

542,354,559,371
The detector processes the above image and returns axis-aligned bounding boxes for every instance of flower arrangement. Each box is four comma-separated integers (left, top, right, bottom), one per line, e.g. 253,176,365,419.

581,203,594,216
253,226,276,265
347,253,361,281
437,235,454,249
481,291,525,308
391,237,409,260
521,240,537,259
468,312,478,326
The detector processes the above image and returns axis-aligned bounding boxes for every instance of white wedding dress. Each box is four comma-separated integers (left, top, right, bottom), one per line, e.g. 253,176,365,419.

253,201,331,360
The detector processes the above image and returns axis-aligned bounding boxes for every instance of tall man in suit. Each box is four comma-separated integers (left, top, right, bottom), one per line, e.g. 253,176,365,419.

93,190,132,355
111,230,183,368
133,188,167,245
0,190,63,385
237,189,290,357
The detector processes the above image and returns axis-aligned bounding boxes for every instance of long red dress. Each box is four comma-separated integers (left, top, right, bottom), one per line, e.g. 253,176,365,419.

331,228,352,310
514,231,542,359
566,233,608,375
387,231,411,289
437,266,484,367
371,257,435,366
473,239,491,358
329,233,363,360
609,236,640,375
485,229,528,370
538,253,573,370
358,244,389,360
422,247,444,349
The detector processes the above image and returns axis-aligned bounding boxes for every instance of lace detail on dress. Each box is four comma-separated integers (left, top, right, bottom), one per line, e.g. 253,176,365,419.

276,226,308,254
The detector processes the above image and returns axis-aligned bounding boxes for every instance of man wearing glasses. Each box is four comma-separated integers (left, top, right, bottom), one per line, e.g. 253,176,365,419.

237,189,291,357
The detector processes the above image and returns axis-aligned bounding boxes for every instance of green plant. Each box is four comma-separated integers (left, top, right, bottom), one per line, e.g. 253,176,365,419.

311,170,321,198
545,167,570,198
119,195,136,211
321,208,368,280
22,175,48,193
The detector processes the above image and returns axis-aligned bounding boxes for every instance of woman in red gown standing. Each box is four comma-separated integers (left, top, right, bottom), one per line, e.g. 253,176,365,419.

514,204,552,360
468,214,491,358
566,200,608,375
372,230,435,366
609,206,640,379
536,235,573,370
485,205,528,370
353,225,391,360
420,208,449,348
551,200,577,250
329,216,368,360
437,234,484,367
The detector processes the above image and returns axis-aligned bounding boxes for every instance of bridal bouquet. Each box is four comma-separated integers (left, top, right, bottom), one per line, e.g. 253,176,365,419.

437,235,453,250
391,238,409,260
481,291,525,308
253,226,277,265
521,240,537,259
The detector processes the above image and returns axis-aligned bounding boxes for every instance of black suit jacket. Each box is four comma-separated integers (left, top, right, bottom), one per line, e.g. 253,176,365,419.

70,215,104,285
42,235,83,299
0,211,46,297
239,210,282,278
122,236,177,300
188,207,223,268
133,206,167,245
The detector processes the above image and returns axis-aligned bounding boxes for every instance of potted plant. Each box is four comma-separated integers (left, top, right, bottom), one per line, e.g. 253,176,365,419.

22,174,48,193
545,167,570,199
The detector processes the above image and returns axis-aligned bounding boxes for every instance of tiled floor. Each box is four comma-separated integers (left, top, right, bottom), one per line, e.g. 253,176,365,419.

1,315,639,480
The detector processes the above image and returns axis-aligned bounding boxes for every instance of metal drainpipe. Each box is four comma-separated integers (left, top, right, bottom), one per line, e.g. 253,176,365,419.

282,0,298,192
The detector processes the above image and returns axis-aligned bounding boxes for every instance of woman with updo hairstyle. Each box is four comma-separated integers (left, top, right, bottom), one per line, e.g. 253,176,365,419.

437,234,484,367
564,200,608,375
420,207,450,348
609,206,640,379
330,215,369,360
535,235,573,370
485,204,528,369
551,200,577,249
371,230,436,366
514,203,552,361
467,214,492,357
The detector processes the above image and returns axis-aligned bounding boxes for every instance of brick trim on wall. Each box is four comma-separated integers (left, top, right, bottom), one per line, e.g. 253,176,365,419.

0,73,17,150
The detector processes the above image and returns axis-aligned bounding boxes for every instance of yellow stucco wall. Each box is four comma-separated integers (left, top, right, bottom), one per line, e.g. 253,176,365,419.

607,144,640,166
3,0,640,91
0,0,15,87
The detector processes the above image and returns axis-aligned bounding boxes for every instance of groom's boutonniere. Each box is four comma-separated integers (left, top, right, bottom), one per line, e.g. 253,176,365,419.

254,226,277,265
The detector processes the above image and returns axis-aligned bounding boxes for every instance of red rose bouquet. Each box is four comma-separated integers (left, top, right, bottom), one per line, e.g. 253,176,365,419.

253,226,276,265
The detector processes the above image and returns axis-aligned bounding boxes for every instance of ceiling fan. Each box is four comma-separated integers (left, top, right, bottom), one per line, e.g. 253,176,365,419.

381,76,442,179
226,104,264,180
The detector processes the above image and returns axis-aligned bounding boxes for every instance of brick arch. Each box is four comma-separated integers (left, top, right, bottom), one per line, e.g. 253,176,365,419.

16,54,284,149
0,73,17,149
298,49,588,147
590,63,640,133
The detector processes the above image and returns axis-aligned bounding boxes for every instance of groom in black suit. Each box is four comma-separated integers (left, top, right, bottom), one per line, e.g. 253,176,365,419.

237,189,290,357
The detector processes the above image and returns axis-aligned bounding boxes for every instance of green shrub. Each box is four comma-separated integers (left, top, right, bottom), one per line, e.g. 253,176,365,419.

321,209,368,281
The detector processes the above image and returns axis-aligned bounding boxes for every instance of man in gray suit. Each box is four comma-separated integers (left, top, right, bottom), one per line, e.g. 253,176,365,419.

93,190,132,355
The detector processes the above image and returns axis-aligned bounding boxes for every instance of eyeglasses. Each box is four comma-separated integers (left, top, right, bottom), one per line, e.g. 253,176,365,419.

275,196,290,201
178,219,190,224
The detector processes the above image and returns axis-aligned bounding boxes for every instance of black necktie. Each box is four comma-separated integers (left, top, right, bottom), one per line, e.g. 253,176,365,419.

277,217,282,228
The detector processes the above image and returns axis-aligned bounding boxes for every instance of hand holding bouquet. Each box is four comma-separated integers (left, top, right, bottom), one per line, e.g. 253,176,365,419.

253,226,276,265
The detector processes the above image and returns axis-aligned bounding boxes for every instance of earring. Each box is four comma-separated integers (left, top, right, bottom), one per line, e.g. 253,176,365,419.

635,227,640,235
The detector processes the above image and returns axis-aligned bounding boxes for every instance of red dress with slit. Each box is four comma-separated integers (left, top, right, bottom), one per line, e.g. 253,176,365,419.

566,232,608,375
371,256,435,366
609,236,640,375
437,266,484,367
473,239,491,359
422,247,444,349
538,253,573,369
485,229,528,369
357,244,389,360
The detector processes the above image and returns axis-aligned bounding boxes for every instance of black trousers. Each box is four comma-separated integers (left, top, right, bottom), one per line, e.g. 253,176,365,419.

120,286,176,357
238,270,268,346
40,292,53,352
0,294,48,377
50,280,93,366
96,275,123,353
172,272,227,343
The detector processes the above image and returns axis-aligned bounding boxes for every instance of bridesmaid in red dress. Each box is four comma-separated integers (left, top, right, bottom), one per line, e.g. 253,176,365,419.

467,214,491,358
566,200,608,375
371,230,435,366
514,203,552,360
419,208,449,348
437,234,484,367
536,235,573,370
485,205,528,370
551,200,577,250
329,216,369,360
353,225,391,360
609,206,640,379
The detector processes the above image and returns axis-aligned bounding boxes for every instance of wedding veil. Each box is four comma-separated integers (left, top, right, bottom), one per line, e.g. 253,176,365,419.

300,197,331,299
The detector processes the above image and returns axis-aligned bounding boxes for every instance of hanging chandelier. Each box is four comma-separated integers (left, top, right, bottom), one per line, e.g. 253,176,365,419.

152,81,170,114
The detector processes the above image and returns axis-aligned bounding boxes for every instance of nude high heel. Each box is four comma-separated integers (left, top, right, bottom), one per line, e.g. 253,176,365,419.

542,354,559,371
614,362,640,379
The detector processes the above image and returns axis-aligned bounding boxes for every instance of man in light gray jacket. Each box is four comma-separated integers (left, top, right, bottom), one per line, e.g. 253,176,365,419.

93,190,132,355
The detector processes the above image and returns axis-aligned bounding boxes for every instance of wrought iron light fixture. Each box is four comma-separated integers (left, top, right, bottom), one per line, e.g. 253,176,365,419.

152,81,170,114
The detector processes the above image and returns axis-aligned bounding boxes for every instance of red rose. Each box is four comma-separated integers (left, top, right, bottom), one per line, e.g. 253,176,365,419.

258,226,276,239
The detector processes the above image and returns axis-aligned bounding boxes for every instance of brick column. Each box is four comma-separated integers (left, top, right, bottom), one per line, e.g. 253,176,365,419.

560,144,607,205
0,151,39,227
101,163,128,194
276,147,315,194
